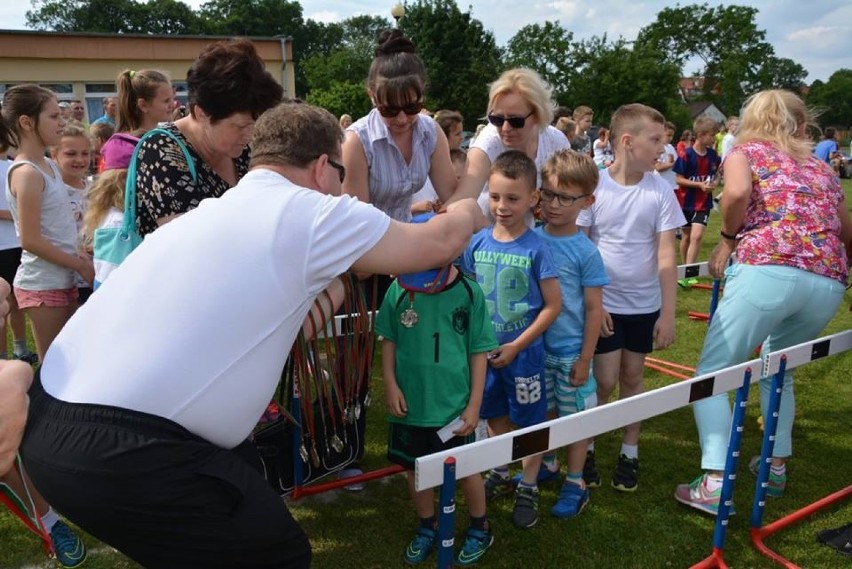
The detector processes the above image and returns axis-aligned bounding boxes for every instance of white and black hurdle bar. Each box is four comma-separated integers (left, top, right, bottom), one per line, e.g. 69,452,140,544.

416,329,852,568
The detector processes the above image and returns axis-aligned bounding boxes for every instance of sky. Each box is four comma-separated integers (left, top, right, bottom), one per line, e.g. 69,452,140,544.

1,0,849,83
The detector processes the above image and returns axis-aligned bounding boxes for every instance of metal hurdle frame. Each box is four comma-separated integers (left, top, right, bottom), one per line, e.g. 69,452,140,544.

415,330,852,567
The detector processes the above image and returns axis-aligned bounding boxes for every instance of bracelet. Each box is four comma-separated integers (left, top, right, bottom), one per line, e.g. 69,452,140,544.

720,230,738,241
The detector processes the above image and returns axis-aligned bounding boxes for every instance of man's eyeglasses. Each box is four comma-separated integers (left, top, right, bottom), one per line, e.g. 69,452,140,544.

328,158,346,183
539,187,587,207
376,101,424,118
487,111,534,129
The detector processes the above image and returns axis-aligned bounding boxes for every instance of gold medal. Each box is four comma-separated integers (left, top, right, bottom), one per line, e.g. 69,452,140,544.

400,308,419,328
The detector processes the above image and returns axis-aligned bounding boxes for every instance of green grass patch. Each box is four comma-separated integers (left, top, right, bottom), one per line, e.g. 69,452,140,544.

2,181,851,568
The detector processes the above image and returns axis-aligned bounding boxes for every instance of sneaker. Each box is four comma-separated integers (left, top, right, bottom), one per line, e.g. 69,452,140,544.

403,526,437,565
583,450,601,488
14,351,39,366
674,473,735,516
455,527,494,566
49,520,87,568
339,467,365,491
677,278,699,288
483,470,512,502
551,481,589,518
748,456,786,497
817,522,852,557
512,485,539,528
611,454,639,492
510,462,561,486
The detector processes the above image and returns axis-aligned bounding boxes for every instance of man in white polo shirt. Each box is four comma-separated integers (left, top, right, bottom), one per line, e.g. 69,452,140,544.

21,102,485,569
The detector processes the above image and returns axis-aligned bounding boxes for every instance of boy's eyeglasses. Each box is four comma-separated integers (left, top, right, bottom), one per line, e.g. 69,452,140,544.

327,158,346,183
376,101,424,118
539,187,586,207
487,111,534,129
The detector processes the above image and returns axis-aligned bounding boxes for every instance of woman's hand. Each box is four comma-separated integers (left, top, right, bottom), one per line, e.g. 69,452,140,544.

708,240,736,279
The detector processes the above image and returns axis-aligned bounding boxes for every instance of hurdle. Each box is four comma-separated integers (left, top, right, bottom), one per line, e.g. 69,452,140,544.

748,331,852,568
415,330,852,567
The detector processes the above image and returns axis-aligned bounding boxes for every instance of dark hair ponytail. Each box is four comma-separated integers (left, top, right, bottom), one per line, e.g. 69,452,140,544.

367,30,427,106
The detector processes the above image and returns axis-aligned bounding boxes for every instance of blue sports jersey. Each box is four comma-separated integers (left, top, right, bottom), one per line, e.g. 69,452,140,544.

535,228,609,356
462,227,557,345
674,146,720,212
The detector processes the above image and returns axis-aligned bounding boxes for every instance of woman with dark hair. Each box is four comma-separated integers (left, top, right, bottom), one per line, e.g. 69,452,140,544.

134,38,283,236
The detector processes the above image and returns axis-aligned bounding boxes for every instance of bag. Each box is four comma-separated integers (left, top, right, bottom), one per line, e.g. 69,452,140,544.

92,128,197,288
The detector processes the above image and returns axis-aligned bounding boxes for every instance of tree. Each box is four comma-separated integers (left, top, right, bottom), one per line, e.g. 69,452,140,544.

399,0,502,129
27,0,152,32
635,3,807,115
807,69,852,128
503,22,576,103
306,81,371,122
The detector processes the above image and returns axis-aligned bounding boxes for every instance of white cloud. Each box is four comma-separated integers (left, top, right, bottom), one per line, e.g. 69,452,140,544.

305,10,340,24
786,26,838,51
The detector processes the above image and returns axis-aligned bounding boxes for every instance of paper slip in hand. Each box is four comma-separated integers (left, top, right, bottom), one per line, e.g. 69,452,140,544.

437,416,465,443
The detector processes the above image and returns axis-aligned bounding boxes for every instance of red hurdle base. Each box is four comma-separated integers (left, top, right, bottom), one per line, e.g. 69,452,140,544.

690,547,730,569
750,484,852,569
689,311,710,321
290,464,405,499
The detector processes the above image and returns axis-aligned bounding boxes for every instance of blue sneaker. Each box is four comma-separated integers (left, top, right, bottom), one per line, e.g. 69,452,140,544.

551,481,590,518
455,527,494,566
49,520,87,568
403,526,436,565
510,462,561,486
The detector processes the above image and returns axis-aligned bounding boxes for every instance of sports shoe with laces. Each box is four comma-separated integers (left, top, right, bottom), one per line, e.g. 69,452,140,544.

455,526,494,566
817,522,852,557
49,520,87,568
583,450,601,488
674,473,735,516
748,456,786,497
483,469,512,502
512,485,539,528
611,454,639,492
510,462,561,486
403,526,437,565
551,480,589,518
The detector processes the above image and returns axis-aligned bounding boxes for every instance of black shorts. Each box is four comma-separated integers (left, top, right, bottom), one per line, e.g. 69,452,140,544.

682,209,710,227
22,373,311,569
387,422,474,471
0,247,22,287
595,310,660,354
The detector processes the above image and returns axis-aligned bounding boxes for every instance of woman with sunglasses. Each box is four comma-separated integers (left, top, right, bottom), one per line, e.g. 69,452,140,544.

342,29,458,223
451,68,570,215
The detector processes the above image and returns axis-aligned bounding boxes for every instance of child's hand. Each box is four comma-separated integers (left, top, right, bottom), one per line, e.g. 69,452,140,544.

487,343,519,368
384,383,408,418
600,310,614,337
454,406,480,437
569,358,591,387
76,254,95,286
653,315,676,350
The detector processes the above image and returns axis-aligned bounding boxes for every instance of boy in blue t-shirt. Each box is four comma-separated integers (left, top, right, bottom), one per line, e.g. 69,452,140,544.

673,116,720,286
462,150,561,529
535,149,608,519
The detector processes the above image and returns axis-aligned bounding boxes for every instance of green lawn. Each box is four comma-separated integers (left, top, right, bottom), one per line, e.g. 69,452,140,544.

2,181,851,568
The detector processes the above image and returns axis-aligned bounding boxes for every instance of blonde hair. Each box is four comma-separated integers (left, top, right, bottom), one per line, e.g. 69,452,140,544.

51,121,91,158
693,116,718,136
735,89,814,163
609,103,665,146
541,149,599,195
555,117,576,139
488,68,554,128
82,169,126,247
572,105,593,121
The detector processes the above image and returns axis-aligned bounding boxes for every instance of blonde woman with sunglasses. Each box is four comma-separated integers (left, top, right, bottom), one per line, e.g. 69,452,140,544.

450,68,570,215
342,29,457,223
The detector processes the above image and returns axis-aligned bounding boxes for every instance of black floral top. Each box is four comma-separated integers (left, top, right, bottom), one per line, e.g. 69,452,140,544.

134,122,250,237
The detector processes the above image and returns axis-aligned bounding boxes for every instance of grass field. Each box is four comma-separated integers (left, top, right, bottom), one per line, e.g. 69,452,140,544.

2,181,851,568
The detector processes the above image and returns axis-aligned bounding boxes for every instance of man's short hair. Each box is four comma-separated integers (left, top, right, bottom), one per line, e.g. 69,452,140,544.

541,149,599,195
449,148,467,165
489,150,537,192
609,103,665,145
250,102,343,169
693,117,719,136
572,105,593,121
825,127,837,139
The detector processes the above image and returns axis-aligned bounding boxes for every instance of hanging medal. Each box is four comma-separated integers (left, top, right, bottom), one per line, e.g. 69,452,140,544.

400,290,419,328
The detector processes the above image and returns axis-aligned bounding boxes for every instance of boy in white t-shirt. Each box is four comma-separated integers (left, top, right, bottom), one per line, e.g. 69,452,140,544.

655,121,679,189
577,104,686,492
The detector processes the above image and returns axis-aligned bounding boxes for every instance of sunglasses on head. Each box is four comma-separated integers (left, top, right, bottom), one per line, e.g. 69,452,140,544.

376,101,424,118
487,111,534,129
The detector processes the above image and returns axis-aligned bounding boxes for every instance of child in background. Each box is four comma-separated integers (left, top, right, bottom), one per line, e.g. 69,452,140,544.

676,129,692,160
577,104,684,492
571,106,594,156
1,84,94,361
51,122,92,303
462,150,561,529
655,121,679,190
592,127,614,168
674,117,720,285
410,149,467,215
376,213,498,566
535,149,607,519
88,121,114,175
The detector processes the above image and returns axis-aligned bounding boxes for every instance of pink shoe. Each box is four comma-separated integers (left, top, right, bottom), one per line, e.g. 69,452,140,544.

674,474,734,516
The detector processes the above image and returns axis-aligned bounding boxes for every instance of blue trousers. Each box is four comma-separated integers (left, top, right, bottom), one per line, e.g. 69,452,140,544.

692,264,844,471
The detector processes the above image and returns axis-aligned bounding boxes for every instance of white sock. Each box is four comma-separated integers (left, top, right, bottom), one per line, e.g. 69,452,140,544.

587,441,595,453
704,475,723,492
621,443,638,460
40,507,60,532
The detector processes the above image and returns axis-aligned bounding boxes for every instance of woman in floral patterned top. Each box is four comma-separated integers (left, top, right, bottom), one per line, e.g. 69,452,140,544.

675,89,852,516
134,39,283,237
